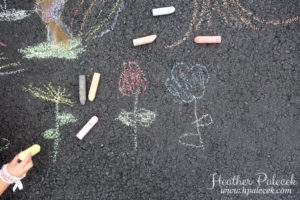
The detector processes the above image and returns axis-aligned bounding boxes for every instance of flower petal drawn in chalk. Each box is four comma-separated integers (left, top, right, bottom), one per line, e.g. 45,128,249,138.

118,61,148,96
118,108,156,127
165,63,210,103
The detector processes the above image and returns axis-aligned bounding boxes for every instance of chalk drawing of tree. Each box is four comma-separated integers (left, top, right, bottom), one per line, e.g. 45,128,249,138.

166,0,300,48
18,0,124,59
23,83,77,162
165,63,213,148
117,61,156,151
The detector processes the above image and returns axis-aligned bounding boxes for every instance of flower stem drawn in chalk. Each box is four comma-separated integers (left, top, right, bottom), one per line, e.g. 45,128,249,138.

117,61,156,151
0,0,34,21
166,0,300,48
23,83,77,162
0,138,10,151
165,62,213,148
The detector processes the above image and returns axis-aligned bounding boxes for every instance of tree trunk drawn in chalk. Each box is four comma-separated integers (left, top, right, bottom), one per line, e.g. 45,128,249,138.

165,62,213,148
18,0,124,59
23,83,77,163
166,0,300,48
0,138,10,152
0,0,34,21
117,61,156,151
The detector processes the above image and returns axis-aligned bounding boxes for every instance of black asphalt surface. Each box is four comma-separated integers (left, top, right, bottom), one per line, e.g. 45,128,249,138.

0,0,300,199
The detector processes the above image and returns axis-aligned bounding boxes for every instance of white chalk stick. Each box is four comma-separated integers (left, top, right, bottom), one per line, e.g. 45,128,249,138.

88,72,101,101
79,75,86,105
76,116,98,140
152,6,175,16
133,35,157,46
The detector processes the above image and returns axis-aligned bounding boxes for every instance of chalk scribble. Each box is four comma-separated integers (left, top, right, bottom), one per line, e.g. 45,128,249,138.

165,63,213,148
0,0,33,21
0,138,10,151
166,0,300,48
117,61,156,151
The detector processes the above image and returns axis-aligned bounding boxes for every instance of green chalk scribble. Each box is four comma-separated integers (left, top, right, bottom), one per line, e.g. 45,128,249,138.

23,83,77,162
18,39,86,60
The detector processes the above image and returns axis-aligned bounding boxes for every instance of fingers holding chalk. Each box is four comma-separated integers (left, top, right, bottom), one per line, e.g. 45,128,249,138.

19,144,40,161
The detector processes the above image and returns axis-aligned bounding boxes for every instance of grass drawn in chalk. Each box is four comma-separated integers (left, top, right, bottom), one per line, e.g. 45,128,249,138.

23,83,77,162
117,61,156,151
19,39,85,60
0,0,34,21
166,0,300,48
165,63,213,148
0,138,10,151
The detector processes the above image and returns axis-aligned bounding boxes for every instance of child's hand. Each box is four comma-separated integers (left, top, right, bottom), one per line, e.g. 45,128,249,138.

6,154,34,178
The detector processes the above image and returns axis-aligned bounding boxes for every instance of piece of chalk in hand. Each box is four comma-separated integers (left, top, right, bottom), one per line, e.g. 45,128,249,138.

19,144,41,161
194,36,221,44
88,72,101,101
76,116,98,140
79,75,86,105
152,6,175,16
133,35,157,46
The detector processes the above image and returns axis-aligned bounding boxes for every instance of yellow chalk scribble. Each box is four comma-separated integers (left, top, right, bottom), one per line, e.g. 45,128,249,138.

0,62,21,70
78,0,98,38
85,0,120,42
23,83,73,106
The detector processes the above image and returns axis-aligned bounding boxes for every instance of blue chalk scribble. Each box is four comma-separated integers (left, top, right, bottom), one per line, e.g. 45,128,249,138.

165,62,210,103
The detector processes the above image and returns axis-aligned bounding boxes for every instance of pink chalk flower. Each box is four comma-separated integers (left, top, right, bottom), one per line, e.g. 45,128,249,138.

118,61,148,96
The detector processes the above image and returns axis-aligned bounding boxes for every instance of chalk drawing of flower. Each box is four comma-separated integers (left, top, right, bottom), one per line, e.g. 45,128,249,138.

165,62,210,104
117,61,156,151
23,83,77,162
165,62,213,148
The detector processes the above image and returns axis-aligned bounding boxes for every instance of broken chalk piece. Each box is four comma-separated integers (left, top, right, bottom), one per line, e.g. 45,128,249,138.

76,116,99,140
19,144,41,161
133,35,157,46
152,6,175,16
194,36,222,44
88,72,101,101
79,75,86,105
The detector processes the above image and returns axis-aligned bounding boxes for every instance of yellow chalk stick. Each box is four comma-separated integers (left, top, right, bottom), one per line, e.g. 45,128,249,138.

133,35,157,46
19,144,41,161
88,72,101,101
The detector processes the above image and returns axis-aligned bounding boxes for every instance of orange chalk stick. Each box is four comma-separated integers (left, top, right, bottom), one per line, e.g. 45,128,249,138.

194,36,221,44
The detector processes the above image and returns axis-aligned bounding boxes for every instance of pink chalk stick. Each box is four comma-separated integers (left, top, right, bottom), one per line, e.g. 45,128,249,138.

194,36,221,44
0,42,7,47
76,116,98,140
